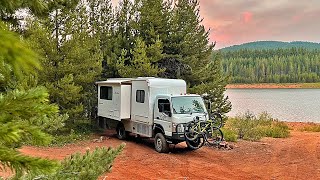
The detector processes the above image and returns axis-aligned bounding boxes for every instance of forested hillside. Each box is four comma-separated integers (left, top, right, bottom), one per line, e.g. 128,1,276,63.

221,41,320,51
221,48,320,83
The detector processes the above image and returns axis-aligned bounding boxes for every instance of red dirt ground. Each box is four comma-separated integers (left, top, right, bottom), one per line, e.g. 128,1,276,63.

2,123,320,179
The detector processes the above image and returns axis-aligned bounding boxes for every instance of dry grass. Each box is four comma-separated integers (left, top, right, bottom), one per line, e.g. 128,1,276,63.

300,123,320,132
225,111,290,141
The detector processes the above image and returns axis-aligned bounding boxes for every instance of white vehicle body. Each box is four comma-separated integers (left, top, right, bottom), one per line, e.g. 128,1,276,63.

96,77,208,150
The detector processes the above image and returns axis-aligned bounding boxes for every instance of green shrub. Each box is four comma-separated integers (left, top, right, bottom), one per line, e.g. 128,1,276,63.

242,125,265,141
24,144,125,180
50,130,89,146
49,121,99,146
224,111,290,141
300,124,320,132
264,122,290,138
221,128,237,142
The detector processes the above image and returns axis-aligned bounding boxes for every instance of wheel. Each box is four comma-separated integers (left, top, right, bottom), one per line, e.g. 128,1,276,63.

116,124,127,140
184,121,200,141
204,128,224,146
186,137,205,150
154,133,169,153
210,112,223,128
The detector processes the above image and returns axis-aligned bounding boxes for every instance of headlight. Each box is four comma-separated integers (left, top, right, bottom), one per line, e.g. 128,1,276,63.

172,123,184,133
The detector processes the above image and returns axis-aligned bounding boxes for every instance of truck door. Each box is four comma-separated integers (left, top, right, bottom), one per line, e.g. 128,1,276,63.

154,98,172,137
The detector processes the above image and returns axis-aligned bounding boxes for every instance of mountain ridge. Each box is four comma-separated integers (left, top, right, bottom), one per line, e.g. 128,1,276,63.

220,41,320,51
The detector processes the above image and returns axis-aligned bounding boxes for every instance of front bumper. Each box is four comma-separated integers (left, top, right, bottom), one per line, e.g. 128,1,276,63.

171,123,186,141
171,132,186,141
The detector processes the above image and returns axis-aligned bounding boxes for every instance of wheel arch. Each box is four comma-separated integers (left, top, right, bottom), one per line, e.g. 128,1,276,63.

116,121,125,129
153,124,165,137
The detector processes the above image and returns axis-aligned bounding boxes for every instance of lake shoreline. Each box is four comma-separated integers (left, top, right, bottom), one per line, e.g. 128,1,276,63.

226,83,320,89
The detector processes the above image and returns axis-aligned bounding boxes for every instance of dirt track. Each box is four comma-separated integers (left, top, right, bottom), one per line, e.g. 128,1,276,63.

9,124,320,179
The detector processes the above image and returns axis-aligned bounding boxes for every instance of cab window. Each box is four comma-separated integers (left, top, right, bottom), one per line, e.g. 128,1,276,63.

158,99,171,115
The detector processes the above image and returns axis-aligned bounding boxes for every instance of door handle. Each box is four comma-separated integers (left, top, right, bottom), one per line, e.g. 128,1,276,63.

156,117,160,119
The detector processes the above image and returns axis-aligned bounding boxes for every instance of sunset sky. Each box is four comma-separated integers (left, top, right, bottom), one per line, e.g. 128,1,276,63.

199,0,320,48
111,0,320,49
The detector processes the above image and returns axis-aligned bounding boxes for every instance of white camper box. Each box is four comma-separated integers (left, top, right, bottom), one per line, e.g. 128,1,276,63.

96,77,186,137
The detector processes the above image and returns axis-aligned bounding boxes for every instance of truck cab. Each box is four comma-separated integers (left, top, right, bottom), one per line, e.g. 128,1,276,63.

96,77,208,153
154,95,208,141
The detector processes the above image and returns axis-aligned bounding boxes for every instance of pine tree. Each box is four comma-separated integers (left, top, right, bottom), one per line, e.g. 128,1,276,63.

100,0,136,78
26,2,103,125
59,4,103,121
136,0,170,47
221,48,320,83
165,0,214,82
88,0,114,79
0,21,59,178
45,0,79,50
117,37,164,77
140,0,213,82
190,52,232,116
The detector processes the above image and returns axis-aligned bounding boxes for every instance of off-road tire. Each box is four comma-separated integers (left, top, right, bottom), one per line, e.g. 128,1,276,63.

116,124,127,140
154,133,169,153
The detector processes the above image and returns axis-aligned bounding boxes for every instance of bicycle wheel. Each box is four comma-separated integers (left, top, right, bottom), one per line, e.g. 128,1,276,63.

204,128,224,146
186,136,205,150
210,112,223,128
184,121,200,141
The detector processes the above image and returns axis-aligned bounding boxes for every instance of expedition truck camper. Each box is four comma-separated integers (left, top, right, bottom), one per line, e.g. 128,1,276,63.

96,77,208,153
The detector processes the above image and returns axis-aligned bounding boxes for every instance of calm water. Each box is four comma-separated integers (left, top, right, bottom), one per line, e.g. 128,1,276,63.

225,89,320,122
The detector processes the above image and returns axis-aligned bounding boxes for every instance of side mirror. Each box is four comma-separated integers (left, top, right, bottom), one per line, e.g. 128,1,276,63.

207,102,211,111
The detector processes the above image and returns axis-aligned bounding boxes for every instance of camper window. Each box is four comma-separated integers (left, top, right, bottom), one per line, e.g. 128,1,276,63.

100,86,112,100
136,90,145,103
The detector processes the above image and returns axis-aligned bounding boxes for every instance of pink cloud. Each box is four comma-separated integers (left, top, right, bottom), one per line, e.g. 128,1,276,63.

242,11,253,24
292,14,302,22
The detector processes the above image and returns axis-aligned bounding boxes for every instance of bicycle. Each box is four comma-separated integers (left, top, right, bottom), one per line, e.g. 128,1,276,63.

184,112,224,146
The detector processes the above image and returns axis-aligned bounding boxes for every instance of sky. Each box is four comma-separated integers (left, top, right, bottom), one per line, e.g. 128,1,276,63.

199,0,320,48
111,0,320,49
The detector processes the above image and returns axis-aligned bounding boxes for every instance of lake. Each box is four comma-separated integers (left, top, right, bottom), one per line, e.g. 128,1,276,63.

225,89,320,122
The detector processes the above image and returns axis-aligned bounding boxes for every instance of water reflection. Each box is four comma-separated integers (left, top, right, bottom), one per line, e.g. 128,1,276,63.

226,89,320,122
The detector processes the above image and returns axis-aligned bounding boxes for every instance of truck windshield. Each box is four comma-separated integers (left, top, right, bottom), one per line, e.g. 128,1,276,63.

171,96,206,114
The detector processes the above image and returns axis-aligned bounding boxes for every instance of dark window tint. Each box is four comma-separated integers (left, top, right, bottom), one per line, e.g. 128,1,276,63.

136,90,145,103
158,99,171,113
100,86,112,100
